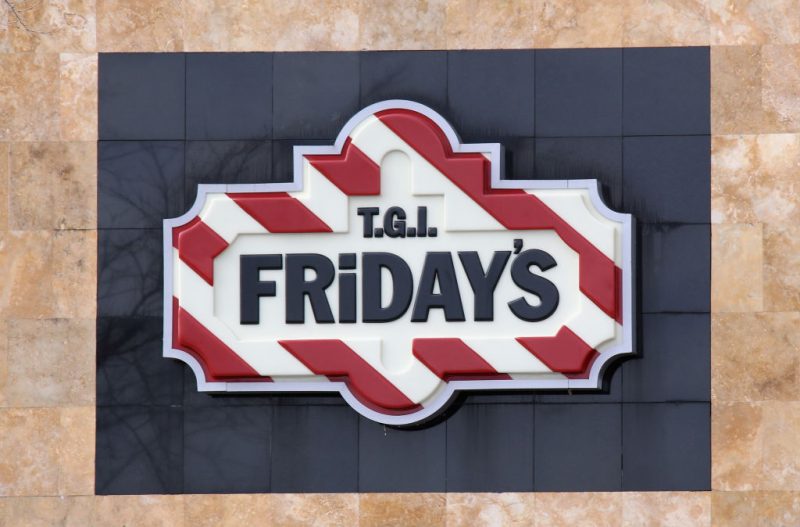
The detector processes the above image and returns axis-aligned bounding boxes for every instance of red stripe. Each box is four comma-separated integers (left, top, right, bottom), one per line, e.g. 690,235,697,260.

305,137,381,195
278,339,421,415
172,217,229,285
376,109,621,322
173,297,265,382
516,327,597,376
228,192,332,233
413,338,511,381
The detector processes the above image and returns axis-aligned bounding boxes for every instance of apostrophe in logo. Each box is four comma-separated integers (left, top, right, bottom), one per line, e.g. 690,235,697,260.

164,100,635,425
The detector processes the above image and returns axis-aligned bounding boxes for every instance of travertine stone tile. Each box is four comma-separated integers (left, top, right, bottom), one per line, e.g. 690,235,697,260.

445,0,535,49
714,402,800,491
536,493,622,526
184,0,360,51
623,492,711,527
9,142,96,230
0,230,96,319
360,0,446,50
0,143,8,230
8,0,96,53
95,495,185,526
762,45,800,133
711,491,800,526
623,0,710,47
764,224,800,311
446,493,537,527
0,320,6,407
0,496,94,527
97,0,183,51
713,402,764,491
360,493,445,527
269,494,358,526
6,319,94,407
711,134,800,224
712,312,800,402
57,406,95,495
711,224,763,312
60,53,98,141
710,46,764,134
0,54,59,141
710,0,800,45
184,495,271,527
534,0,623,48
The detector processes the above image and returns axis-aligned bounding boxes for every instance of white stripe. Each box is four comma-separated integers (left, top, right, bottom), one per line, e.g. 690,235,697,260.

198,193,268,242
463,338,553,374
566,293,618,350
295,161,349,232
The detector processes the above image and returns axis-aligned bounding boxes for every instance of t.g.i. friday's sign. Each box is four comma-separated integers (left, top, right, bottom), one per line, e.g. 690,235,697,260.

164,101,634,425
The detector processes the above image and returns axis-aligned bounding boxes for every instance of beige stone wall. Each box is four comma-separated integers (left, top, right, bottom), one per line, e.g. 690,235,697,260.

0,0,797,525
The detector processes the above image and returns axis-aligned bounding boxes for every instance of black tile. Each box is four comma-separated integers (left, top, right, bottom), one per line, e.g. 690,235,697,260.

446,404,534,491
185,140,272,205
98,229,163,317
99,141,185,229
96,406,183,494
358,418,446,492
273,52,360,139
447,50,535,139
535,48,622,137
622,135,710,224
534,404,622,491
624,47,710,136
97,317,183,406
641,224,710,313
99,53,185,140
623,314,710,403
270,405,358,492
535,137,623,210
272,139,326,183
501,137,536,181
360,51,447,110
184,406,271,493
186,53,273,140
463,392,535,405
622,403,710,490
536,363,623,404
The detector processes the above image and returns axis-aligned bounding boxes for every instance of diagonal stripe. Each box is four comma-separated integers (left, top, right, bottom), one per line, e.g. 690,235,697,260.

172,217,229,285
516,327,598,376
413,338,512,381
376,108,621,323
305,137,381,195
228,192,332,233
279,339,422,415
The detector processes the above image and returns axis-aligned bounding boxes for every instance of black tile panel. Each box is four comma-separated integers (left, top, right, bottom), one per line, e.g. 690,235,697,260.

640,224,711,313
623,314,711,402
97,229,163,317
535,48,623,137
358,418,446,492
97,317,183,406
99,53,185,140
186,53,273,140
534,404,622,491
96,406,184,494
622,403,711,490
535,363,623,404
446,404,534,491
273,52,360,140
447,50,535,139
360,51,447,110
184,406,271,493
99,141,185,229
622,135,711,224
185,140,272,205
623,47,710,136
270,405,359,492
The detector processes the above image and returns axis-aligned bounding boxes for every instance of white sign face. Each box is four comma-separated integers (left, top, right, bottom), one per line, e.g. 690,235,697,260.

164,100,635,425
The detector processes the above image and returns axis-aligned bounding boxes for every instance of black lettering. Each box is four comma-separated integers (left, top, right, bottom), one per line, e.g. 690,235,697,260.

384,206,406,238
458,251,510,321
357,207,379,238
240,254,282,325
508,249,559,322
338,273,357,323
417,206,428,237
362,252,413,322
412,252,466,322
285,254,335,323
